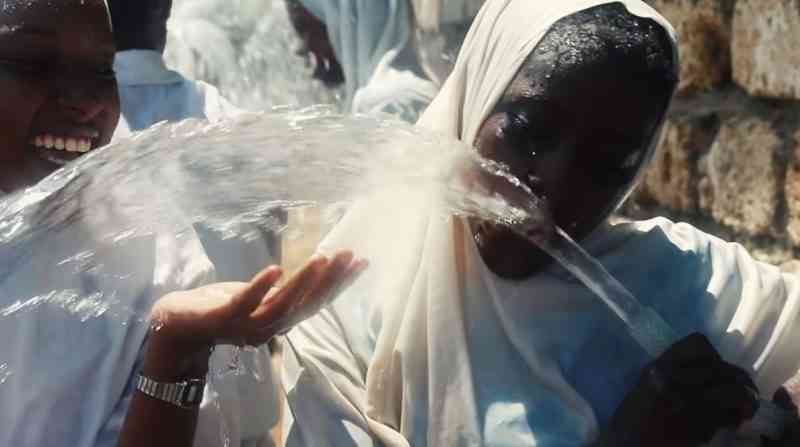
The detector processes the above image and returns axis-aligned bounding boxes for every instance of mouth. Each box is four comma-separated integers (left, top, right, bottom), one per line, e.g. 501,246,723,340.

29,129,101,165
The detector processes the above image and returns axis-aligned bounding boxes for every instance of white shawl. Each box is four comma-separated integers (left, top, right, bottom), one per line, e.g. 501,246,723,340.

282,1,800,446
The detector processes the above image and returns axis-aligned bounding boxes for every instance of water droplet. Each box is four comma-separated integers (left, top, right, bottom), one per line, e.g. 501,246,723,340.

0,364,11,385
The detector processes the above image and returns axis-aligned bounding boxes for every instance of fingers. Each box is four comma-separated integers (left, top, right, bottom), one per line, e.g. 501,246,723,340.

295,250,355,311
248,254,330,324
246,251,367,345
230,266,284,317
645,337,759,443
327,258,369,304
255,251,352,331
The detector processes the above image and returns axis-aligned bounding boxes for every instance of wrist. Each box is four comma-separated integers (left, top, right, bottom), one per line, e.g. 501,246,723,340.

143,332,213,382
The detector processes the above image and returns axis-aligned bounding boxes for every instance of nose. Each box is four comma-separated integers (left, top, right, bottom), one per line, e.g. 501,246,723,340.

56,76,110,123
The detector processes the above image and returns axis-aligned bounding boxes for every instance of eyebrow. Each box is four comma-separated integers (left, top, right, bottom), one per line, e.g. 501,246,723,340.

495,95,565,118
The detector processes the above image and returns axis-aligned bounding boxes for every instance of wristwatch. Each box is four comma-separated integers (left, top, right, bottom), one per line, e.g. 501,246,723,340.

136,374,206,409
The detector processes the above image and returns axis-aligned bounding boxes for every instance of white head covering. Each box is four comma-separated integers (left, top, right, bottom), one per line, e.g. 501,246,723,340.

417,0,674,142
298,0,438,117
284,1,800,446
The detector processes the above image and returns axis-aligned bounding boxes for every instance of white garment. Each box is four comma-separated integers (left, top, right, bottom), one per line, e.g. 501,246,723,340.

298,0,438,118
114,50,240,134
281,1,800,446
411,0,485,31
0,190,278,446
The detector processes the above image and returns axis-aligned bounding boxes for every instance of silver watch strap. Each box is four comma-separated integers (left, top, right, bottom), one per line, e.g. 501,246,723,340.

136,374,206,409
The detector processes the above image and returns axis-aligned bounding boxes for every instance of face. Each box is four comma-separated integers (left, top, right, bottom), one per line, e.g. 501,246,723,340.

471,33,671,278
0,0,120,194
285,0,344,87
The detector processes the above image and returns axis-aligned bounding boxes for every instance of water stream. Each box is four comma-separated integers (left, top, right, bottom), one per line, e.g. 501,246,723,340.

0,108,786,440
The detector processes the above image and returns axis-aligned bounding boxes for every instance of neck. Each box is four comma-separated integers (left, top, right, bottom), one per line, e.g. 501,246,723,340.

114,28,167,54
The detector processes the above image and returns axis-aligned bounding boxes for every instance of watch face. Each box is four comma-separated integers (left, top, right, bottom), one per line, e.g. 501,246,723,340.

180,379,206,407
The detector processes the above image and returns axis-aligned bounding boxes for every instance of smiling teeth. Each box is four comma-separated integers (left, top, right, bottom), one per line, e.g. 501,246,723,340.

31,135,93,153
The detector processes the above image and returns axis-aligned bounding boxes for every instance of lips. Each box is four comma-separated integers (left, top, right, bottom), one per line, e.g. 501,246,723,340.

29,128,101,165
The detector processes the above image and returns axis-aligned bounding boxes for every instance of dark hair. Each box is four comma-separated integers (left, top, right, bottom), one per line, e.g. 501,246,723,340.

106,0,173,52
527,2,678,97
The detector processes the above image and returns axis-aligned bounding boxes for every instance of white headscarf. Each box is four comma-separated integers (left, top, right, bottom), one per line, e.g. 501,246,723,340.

283,1,800,446
417,0,673,142
298,0,438,118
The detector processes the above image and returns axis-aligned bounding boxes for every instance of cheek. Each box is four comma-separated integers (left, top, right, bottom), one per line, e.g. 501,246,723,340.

98,80,121,144
551,177,629,230
0,73,48,162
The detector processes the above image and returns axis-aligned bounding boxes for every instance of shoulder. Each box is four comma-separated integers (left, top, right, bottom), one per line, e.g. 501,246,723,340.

586,217,717,265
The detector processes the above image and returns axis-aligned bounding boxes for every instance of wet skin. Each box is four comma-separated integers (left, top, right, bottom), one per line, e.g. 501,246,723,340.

285,0,345,87
0,0,120,193
470,19,674,280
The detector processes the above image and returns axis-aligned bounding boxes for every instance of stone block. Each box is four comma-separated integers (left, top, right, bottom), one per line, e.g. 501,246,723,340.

733,0,800,99
637,114,718,211
647,0,731,93
699,116,780,236
784,129,800,245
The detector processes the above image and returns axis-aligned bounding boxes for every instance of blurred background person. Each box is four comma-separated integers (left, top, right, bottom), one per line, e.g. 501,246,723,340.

410,0,485,86
286,0,439,121
108,0,239,135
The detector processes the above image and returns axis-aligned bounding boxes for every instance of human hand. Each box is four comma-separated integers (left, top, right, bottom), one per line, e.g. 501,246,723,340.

143,250,366,380
599,333,759,447
763,373,800,446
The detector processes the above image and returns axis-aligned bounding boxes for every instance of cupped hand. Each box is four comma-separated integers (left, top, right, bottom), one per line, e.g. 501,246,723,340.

143,250,366,380
600,333,759,447
764,373,800,446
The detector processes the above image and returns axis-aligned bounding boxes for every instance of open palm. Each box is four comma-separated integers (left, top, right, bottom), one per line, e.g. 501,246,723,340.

148,250,365,367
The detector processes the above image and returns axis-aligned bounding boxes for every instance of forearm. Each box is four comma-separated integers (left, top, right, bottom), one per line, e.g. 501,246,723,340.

118,336,211,447
118,390,199,447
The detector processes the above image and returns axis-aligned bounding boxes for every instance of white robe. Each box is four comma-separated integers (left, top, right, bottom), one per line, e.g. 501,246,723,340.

0,186,278,447
114,49,240,135
281,1,800,446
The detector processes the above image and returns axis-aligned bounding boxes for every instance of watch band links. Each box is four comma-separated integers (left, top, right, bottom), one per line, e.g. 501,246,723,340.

136,374,206,409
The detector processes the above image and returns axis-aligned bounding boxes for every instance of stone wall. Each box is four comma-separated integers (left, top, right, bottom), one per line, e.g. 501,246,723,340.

623,0,800,267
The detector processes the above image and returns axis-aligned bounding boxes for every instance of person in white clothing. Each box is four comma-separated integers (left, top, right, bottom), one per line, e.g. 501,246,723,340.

285,0,439,121
0,2,281,446
410,0,485,86
277,1,800,446
107,0,239,134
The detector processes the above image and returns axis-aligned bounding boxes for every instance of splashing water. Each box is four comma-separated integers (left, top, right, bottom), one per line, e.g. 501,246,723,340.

0,364,10,385
0,108,786,438
165,0,344,110
0,109,547,383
